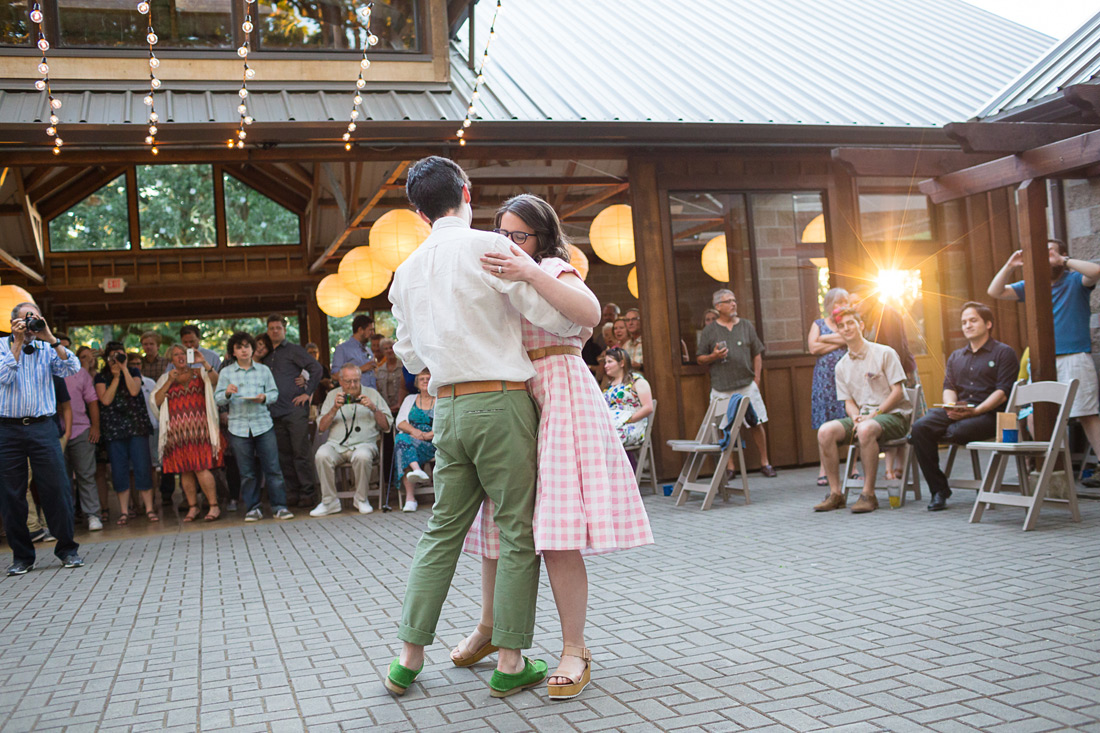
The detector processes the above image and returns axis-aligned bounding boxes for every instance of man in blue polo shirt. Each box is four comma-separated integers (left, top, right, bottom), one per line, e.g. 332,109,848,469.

989,239,1100,469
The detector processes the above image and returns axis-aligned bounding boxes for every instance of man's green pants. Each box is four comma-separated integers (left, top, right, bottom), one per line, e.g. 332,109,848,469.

398,388,540,650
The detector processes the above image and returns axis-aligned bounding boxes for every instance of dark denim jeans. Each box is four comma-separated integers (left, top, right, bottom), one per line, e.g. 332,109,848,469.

228,428,288,512
106,435,153,494
0,419,78,565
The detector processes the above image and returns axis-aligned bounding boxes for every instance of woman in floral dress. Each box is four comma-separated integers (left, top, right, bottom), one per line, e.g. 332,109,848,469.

808,288,850,487
451,194,653,700
601,347,653,449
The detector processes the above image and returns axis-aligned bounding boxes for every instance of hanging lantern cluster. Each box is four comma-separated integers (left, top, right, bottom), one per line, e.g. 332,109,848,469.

316,274,361,318
343,2,377,152
29,2,63,154
456,0,502,147
229,0,257,149
589,204,636,266
339,246,392,300
138,1,161,154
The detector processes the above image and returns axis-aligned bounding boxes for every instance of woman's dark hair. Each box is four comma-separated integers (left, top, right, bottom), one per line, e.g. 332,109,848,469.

99,340,126,377
493,194,570,263
254,332,273,355
405,156,471,221
601,347,636,389
227,331,257,356
875,306,917,379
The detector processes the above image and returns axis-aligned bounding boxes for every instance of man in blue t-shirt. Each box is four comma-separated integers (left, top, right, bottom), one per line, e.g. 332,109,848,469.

988,238,1100,462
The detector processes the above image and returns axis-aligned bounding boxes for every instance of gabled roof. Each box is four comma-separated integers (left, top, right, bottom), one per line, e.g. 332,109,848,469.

974,10,1100,120
453,0,1053,127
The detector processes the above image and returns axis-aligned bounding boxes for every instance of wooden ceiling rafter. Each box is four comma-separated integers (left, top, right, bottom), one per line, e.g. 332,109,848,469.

37,165,128,221
944,121,1099,154
558,182,630,219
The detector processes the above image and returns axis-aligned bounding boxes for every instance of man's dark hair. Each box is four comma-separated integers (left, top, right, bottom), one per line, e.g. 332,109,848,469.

1048,238,1069,257
961,301,994,327
179,324,201,339
266,313,287,326
405,156,471,221
352,314,374,333
227,331,256,355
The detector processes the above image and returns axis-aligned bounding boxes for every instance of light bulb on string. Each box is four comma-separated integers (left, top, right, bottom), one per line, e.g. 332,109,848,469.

151,146,158,155
49,114,58,124
37,60,49,75
456,0,502,147
146,31,158,44
149,55,159,69
245,66,255,79
151,77,161,89
34,80,45,91
30,8,43,24
137,1,149,13
340,1,375,152
50,97,61,110
149,111,159,122
242,20,253,33
45,126,55,136
37,37,49,51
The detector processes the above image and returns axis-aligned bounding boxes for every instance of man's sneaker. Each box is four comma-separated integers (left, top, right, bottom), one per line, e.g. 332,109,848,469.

274,508,294,520
851,493,879,514
244,508,263,522
6,560,33,576
354,500,374,515
310,501,342,517
227,500,238,512
30,528,56,543
61,554,84,568
87,515,103,532
407,469,430,485
402,500,419,513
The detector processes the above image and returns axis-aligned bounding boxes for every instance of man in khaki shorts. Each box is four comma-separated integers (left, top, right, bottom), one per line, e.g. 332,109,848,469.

815,307,911,514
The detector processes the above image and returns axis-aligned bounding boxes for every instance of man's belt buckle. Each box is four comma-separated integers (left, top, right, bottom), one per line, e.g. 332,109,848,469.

20,417,32,426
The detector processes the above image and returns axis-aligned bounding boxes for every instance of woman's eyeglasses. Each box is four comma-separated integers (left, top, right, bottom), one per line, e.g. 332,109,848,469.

493,228,538,245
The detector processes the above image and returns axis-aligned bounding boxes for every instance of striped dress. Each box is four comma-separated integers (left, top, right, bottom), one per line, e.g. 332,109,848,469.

162,376,224,474
463,258,654,556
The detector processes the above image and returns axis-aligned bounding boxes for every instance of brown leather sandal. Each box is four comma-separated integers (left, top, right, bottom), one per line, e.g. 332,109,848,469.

449,623,499,667
547,645,591,700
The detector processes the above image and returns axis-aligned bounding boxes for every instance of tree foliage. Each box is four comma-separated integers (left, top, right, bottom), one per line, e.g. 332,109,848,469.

48,175,130,252
138,164,217,249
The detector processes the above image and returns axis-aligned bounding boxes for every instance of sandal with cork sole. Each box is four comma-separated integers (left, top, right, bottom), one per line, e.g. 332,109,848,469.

450,623,499,668
547,645,592,700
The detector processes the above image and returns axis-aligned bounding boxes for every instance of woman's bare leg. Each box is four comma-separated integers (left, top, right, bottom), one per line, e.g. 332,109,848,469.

544,550,588,685
450,556,498,661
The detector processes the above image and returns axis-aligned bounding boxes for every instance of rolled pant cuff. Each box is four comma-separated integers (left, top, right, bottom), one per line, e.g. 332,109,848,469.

397,624,436,647
491,629,533,650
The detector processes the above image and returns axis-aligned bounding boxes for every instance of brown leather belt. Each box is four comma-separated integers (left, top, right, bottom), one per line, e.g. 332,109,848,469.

437,380,527,398
527,345,582,361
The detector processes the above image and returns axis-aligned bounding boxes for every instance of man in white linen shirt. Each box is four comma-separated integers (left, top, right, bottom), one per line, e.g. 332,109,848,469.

384,156,583,698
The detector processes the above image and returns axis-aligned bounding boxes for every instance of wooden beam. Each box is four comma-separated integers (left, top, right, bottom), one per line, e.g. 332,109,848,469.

558,182,630,219
322,162,349,224
919,129,1100,204
13,169,44,269
305,164,322,259
222,164,308,215
0,248,45,283
831,147,998,177
37,165,127,221
1064,84,1100,118
1018,179,1056,439
944,122,1098,154
309,161,411,273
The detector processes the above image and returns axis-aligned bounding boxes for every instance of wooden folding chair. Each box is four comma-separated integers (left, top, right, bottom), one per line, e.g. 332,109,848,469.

626,399,658,494
667,395,750,510
842,385,923,507
967,379,1082,531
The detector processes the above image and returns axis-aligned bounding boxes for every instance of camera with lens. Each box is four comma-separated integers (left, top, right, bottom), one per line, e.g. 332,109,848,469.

113,353,127,364
22,314,46,333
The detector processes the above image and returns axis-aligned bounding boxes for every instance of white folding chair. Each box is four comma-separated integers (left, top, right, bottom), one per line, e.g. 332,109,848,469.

842,385,923,507
667,395,751,510
626,399,658,494
967,379,1082,531
939,381,1024,493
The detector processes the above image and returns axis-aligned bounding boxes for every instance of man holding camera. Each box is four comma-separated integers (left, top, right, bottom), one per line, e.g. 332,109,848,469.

1,302,84,576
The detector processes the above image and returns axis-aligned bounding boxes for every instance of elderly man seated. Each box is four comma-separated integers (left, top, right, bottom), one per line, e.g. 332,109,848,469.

310,364,393,517
815,307,912,514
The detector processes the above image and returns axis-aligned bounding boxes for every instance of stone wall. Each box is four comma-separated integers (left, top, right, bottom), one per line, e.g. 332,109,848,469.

1063,177,1100,368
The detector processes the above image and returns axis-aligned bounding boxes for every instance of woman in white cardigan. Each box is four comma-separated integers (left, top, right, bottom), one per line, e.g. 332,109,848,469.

151,344,224,521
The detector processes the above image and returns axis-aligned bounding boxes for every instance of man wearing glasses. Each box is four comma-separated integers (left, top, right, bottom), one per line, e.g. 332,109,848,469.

621,309,644,369
696,289,778,478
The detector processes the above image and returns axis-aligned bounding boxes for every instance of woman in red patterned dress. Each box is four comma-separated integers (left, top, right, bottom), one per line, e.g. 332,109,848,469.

451,195,654,699
152,345,224,522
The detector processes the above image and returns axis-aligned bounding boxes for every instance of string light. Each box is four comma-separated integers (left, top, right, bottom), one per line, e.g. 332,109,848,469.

342,2,375,152
29,2,61,154
456,0,502,147
139,1,161,154
230,0,256,150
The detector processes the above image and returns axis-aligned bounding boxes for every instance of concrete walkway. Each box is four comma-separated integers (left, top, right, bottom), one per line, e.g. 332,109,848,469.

2,467,1099,732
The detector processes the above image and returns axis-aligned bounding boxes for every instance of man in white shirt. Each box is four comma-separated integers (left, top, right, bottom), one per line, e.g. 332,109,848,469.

384,156,582,698
310,364,392,517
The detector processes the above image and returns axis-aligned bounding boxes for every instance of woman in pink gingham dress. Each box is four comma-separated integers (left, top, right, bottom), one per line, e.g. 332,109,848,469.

451,194,653,700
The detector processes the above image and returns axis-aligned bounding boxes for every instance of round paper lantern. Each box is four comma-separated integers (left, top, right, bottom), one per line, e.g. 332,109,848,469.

801,213,826,243
701,234,730,282
627,266,638,299
369,209,431,271
0,284,36,326
589,204,635,266
315,274,361,318
338,246,393,299
567,244,590,280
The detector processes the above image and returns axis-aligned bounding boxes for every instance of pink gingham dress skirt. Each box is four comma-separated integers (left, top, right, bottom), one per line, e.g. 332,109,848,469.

463,258,654,557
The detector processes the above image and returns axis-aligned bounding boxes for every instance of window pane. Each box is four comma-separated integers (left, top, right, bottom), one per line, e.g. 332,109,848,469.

57,0,232,49
137,164,216,249
668,192,753,361
224,173,300,247
749,192,827,355
1,1,31,46
257,0,418,51
48,174,131,252
858,192,932,241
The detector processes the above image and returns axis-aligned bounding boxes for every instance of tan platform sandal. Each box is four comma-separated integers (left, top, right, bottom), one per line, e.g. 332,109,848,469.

547,645,591,700
450,623,499,668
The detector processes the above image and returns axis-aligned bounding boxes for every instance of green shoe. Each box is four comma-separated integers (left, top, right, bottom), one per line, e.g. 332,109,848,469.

385,658,423,696
489,657,549,698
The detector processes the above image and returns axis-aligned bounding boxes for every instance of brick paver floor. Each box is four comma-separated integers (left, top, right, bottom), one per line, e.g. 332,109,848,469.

2,467,1099,732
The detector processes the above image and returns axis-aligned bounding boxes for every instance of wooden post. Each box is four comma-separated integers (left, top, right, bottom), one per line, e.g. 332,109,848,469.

1018,178,1056,439
825,163,863,294
304,291,330,371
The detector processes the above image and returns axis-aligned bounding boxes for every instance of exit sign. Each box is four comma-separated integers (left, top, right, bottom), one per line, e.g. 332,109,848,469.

100,277,126,293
